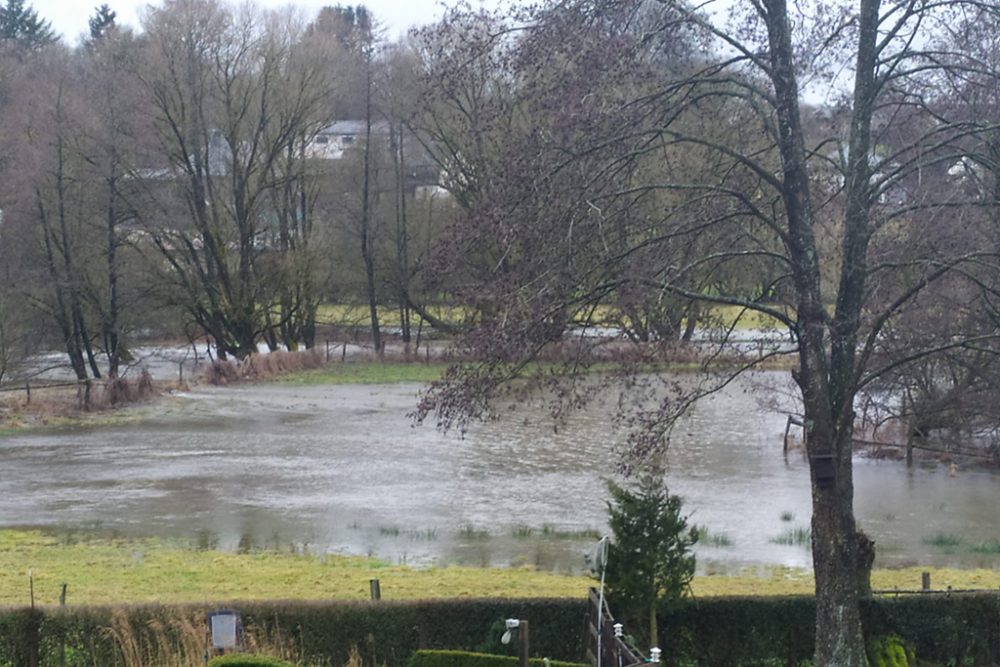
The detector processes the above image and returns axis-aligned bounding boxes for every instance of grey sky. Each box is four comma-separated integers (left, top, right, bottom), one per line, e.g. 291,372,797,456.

32,0,478,44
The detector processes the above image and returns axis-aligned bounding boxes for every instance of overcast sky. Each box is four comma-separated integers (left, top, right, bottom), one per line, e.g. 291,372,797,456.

32,0,482,44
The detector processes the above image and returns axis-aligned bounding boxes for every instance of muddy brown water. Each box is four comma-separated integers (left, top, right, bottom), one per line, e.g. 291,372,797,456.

1,372,999,572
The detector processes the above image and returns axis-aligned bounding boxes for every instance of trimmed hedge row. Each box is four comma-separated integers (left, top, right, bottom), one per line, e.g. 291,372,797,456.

409,649,588,667
0,598,587,667
658,593,1000,666
1,593,999,667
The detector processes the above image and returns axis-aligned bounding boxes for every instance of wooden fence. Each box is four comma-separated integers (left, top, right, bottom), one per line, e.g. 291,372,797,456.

585,587,646,667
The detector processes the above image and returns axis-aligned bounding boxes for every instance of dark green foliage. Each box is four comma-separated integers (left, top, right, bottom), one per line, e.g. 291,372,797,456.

208,654,295,667
865,635,912,667
0,0,56,51
605,469,697,646
658,596,815,667
0,609,41,667
658,594,1000,667
0,599,586,667
2,594,1000,667
861,594,1000,667
409,650,587,667
87,3,116,41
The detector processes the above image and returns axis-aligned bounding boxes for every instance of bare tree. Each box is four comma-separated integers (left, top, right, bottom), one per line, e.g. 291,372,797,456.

12,50,105,392
414,2,1000,665
137,0,336,359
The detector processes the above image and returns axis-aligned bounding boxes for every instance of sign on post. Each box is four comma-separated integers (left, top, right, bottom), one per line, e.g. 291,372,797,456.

207,610,241,651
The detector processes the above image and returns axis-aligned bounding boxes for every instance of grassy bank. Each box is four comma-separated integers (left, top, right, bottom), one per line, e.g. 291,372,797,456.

280,361,452,385
2,530,997,607
0,530,586,606
317,303,789,333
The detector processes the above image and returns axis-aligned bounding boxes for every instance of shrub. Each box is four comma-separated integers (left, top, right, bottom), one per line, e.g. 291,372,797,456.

605,468,697,648
4,593,1000,667
208,654,295,667
866,635,912,667
410,649,587,667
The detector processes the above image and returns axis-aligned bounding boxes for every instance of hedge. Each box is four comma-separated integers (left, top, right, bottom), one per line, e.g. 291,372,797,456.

0,598,587,667
2,593,1000,667
409,649,588,667
657,593,1000,666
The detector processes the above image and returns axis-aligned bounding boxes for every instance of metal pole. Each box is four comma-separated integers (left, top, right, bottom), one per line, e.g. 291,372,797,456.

597,561,606,667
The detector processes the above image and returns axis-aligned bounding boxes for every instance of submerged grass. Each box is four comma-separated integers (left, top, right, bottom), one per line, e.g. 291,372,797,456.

540,524,602,540
458,525,490,540
694,525,734,548
770,527,811,547
970,540,1000,554
4,530,1000,605
923,533,963,548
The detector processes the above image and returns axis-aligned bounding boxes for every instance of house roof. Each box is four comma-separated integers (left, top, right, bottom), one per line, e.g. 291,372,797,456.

322,120,390,135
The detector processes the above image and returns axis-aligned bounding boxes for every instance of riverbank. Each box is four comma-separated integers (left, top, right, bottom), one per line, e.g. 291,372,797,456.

0,356,450,433
1,529,997,607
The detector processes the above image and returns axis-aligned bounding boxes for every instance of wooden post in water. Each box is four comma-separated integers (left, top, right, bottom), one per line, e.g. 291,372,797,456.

369,579,381,600
922,572,931,591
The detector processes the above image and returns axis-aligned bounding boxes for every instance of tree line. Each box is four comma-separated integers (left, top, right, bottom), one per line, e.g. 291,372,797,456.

0,0,459,384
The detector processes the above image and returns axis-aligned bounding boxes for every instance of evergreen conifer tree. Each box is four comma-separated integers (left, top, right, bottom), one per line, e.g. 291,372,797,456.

88,4,117,42
605,469,698,648
0,0,56,52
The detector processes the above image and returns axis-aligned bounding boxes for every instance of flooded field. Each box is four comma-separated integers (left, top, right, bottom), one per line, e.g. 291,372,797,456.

1,371,999,573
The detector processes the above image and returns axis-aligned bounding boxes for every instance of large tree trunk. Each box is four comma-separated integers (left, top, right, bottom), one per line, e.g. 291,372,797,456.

764,0,874,663
808,424,867,667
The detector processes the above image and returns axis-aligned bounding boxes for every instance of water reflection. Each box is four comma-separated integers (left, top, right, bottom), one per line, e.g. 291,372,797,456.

0,372,998,572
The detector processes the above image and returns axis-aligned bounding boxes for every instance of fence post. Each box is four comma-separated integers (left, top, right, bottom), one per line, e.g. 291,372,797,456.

25,382,30,405
519,620,529,667
369,579,381,600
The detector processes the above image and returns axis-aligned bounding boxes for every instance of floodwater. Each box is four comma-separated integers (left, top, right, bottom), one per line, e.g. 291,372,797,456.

1,371,1000,573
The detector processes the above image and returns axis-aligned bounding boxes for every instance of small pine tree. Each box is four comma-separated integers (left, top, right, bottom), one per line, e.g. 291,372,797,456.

604,468,698,648
88,3,117,42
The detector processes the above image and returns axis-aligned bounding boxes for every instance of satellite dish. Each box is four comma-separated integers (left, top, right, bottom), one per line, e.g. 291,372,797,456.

584,536,609,576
